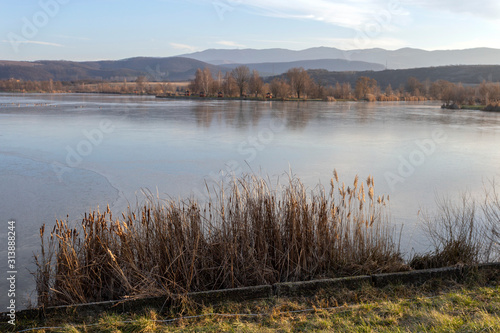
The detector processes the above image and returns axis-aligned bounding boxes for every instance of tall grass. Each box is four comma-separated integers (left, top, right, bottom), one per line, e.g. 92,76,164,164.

35,172,405,307
410,182,500,269
410,194,481,269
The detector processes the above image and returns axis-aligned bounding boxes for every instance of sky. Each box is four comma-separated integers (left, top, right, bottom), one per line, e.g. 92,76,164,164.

1,0,500,61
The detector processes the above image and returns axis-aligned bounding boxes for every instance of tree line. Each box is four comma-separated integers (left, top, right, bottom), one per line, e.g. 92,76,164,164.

2,66,500,108
188,66,317,100
187,65,500,107
0,77,179,95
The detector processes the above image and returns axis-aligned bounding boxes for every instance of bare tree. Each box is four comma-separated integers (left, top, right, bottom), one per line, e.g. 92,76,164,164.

354,76,378,100
270,78,280,98
188,69,202,93
211,70,224,95
384,84,392,96
429,80,455,105
189,68,213,95
406,77,425,97
231,65,250,97
248,70,264,98
454,83,467,105
202,68,213,95
223,71,237,97
308,79,325,99
286,67,311,99
135,76,147,94
341,82,352,99
270,78,290,100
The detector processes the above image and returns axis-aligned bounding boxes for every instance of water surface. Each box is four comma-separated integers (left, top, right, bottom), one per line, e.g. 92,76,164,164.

1,93,500,308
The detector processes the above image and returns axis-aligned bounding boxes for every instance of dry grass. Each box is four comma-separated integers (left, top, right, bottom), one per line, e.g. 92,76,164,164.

13,281,500,332
35,172,405,307
411,183,500,269
410,194,481,269
377,94,400,102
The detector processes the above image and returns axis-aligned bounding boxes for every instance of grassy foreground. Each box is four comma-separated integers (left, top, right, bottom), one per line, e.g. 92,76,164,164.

9,279,500,332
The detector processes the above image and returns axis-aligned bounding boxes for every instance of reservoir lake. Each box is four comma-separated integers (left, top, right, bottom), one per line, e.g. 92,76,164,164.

1,93,500,308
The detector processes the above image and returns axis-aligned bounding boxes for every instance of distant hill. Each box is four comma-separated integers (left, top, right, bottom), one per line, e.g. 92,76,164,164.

0,56,385,82
0,57,221,82
181,47,500,69
220,59,385,76
4,47,500,83
304,65,500,89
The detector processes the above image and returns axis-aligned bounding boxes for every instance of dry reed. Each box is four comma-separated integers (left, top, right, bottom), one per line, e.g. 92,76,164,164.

410,183,500,269
35,172,405,307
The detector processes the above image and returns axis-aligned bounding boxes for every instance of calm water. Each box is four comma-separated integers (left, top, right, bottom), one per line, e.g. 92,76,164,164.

2,93,500,308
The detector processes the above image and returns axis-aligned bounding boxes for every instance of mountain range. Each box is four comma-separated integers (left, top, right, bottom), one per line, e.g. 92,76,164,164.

1,47,500,82
0,57,219,82
181,47,500,69
0,56,383,82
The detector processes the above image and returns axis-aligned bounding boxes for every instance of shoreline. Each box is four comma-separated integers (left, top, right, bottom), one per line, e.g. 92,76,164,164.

1,90,426,103
441,103,500,112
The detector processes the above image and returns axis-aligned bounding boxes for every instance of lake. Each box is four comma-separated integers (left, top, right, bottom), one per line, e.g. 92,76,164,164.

1,93,500,309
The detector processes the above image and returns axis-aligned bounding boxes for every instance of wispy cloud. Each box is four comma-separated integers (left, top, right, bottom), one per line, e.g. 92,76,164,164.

411,0,500,20
170,43,198,52
216,40,246,48
222,0,408,30
1,40,63,47
233,0,500,28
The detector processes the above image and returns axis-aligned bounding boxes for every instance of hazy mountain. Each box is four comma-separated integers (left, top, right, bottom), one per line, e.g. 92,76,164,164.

0,56,385,82
182,47,346,65
3,47,500,82
181,47,500,69
220,59,385,76
304,65,500,89
0,57,221,81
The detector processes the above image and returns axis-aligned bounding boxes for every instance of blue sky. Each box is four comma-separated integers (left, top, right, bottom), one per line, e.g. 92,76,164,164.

1,0,500,61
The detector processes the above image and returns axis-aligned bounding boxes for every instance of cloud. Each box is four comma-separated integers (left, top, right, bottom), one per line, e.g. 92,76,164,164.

207,0,499,32
226,0,409,30
170,43,198,52
1,40,63,47
216,40,246,48
411,0,500,19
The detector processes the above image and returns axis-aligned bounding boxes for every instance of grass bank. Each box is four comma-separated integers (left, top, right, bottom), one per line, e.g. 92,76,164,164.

9,277,500,332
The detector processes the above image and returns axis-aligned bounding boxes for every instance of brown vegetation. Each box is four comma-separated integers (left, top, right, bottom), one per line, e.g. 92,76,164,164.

35,173,404,307
185,70,500,105
0,78,187,95
2,69,500,108
410,183,500,269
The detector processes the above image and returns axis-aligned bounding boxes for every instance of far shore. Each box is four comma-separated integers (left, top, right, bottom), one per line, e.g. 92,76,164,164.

2,90,499,112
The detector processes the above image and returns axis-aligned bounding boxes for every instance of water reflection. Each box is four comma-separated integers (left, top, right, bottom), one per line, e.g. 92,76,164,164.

191,101,319,130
